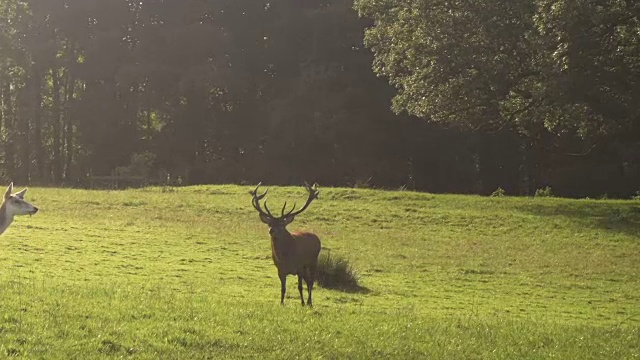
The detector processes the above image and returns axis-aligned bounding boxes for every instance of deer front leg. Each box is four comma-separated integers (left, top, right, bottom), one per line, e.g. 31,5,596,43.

279,272,287,305
297,274,305,306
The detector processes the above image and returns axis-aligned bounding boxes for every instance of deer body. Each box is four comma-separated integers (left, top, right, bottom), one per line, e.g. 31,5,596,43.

271,231,321,306
0,183,38,236
251,183,321,306
270,231,321,275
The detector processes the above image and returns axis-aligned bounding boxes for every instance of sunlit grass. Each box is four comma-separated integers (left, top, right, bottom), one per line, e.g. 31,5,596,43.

0,185,638,358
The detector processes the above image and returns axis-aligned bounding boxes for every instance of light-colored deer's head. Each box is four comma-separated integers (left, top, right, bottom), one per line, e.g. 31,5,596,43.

3,183,38,217
250,183,319,238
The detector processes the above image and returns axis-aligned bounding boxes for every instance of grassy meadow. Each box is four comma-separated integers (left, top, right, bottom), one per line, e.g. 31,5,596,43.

0,185,638,359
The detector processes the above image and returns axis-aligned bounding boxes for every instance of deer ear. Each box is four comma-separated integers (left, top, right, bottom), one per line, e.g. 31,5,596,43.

283,215,295,225
259,213,271,224
4,183,13,199
15,188,27,199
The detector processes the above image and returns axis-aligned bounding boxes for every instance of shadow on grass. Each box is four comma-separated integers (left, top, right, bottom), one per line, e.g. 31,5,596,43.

517,201,640,239
318,280,372,294
316,251,371,294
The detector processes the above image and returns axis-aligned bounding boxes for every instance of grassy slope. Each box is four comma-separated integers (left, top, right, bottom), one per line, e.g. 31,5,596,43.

0,185,638,359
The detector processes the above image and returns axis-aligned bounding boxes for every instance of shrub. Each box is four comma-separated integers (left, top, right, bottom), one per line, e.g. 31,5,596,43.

353,177,373,189
534,186,554,198
115,151,156,178
316,251,363,292
491,187,506,197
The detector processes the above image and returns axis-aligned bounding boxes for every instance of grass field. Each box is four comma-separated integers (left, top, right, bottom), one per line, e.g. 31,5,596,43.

0,185,638,359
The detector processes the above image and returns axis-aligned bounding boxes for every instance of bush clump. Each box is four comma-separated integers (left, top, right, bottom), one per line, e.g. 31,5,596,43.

534,186,554,198
316,251,363,292
491,187,506,197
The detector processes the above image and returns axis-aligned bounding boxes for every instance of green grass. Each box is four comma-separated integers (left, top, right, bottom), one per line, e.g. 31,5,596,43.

0,185,638,359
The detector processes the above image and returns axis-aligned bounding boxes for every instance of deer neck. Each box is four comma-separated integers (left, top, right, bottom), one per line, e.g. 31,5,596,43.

0,201,13,235
270,231,295,263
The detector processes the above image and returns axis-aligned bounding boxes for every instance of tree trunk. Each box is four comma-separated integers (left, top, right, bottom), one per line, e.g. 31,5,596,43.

32,68,45,181
64,75,76,181
17,84,31,183
51,68,62,182
2,79,15,180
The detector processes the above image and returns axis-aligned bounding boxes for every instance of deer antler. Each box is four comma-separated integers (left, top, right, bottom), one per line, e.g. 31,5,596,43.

251,182,319,220
282,182,319,218
250,183,274,219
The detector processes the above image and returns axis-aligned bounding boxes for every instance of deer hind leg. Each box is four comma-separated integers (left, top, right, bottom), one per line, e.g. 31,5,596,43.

279,272,287,305
304,265,317,307
297,274,305,306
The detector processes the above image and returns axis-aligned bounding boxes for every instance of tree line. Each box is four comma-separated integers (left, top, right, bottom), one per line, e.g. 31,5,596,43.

0,0,638,198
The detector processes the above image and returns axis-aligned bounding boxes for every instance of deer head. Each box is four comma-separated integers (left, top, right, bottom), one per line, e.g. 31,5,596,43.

250,182,319,238
3,183,38,217
0,182,39,236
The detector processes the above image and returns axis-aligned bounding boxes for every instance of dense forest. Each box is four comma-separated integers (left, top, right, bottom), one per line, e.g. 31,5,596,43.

0,0,638,198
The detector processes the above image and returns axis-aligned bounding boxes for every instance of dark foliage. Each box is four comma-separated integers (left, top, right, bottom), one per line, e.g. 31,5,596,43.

0,0,637,198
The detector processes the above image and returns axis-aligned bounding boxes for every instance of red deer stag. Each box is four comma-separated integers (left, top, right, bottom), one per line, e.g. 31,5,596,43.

250,183,321,306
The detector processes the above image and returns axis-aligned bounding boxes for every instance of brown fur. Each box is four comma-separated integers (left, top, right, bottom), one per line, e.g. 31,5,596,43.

271,231,321,275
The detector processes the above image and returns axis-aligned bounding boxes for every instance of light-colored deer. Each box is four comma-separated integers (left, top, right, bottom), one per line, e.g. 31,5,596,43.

250,183,321,306
0,183,39,235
